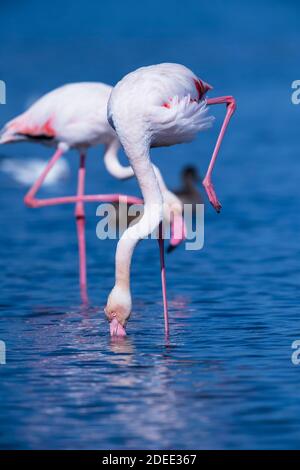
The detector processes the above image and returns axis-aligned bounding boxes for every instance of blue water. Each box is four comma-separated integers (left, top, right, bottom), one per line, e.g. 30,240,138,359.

1,0,300,450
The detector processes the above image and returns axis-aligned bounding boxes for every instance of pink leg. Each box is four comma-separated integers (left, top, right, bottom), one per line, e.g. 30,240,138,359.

203,96,236,212
24,146,144,209
24,146,66,207
26,192,143,208
75,153,88,304
158,223,169,336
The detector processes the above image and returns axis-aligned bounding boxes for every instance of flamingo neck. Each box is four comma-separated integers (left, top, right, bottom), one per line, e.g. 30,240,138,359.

114,141,163,291
104,139,180,216
103,139,134,180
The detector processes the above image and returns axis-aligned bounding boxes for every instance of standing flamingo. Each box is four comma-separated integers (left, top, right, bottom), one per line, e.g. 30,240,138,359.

0,82,184,305
105,63,236,336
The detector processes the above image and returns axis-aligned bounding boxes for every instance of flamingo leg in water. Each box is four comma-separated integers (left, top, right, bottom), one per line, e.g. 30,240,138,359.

158,223,169,336
203,96,236,212
75,153,88,304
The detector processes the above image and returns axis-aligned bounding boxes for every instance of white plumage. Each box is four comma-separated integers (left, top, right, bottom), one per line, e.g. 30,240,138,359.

149,94,214,147
108,63,214,148
1,82,115,149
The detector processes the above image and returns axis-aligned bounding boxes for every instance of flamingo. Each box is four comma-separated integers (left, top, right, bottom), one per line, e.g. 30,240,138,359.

0,82,184,306
105,63,236,336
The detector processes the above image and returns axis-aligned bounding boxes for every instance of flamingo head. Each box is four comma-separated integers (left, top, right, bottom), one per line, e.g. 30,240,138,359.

104,285,132,337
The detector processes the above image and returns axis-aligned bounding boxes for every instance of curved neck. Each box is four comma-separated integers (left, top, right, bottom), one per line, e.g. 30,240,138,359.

103,139,175,205
103,139,134,180
115,140,163,290
103,140,174,199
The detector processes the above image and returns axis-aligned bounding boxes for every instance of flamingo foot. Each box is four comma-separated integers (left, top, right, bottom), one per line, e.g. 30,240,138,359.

203,178,222,213
110,318,127,337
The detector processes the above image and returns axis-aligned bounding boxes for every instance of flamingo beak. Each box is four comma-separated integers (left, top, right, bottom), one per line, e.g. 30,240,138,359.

110,318,127,337
167,212,187,253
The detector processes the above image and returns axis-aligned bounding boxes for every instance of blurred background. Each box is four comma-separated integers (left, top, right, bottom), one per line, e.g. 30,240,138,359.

0,0,300,450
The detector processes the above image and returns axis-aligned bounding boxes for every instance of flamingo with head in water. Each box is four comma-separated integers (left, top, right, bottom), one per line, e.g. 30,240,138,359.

0,82,184,306
105,63,236,336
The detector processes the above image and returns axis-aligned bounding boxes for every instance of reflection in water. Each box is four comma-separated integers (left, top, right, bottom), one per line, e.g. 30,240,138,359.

0,157,70,186
1,262,300,450
109,337,135,367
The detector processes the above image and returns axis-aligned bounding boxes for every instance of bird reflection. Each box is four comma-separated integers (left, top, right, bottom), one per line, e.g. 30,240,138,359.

109,336,135,366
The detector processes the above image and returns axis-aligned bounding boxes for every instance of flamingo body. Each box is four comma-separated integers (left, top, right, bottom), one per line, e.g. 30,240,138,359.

108,63,214,148
1,82,115,149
